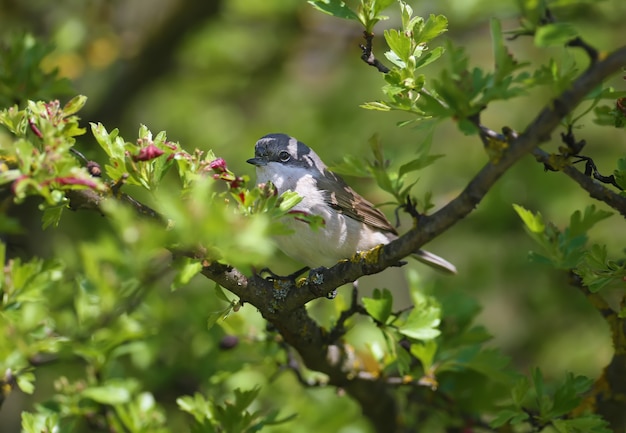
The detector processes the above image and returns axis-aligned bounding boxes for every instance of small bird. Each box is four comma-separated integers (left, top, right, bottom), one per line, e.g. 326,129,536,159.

247,133,456,274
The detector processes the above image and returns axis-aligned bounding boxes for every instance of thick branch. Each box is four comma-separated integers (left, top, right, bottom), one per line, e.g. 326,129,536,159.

66,44,626,433
259,44,626,309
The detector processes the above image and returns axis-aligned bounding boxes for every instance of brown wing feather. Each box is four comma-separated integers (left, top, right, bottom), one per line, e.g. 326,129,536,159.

318,170,398,235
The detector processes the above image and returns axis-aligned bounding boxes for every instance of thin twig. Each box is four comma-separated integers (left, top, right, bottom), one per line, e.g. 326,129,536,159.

533,148,626,217
360,31,390,73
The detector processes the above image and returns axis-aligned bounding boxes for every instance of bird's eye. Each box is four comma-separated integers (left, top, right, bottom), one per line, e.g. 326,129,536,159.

278,151,291,162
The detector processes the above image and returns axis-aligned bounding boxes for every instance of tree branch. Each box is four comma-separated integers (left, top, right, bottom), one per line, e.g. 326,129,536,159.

64,44,626,432
532,148,626,217
360,31,390,73
569,273,626,431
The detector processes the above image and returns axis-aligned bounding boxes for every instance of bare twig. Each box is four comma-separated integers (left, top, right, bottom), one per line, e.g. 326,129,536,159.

327,283,366,343
360,31,390,73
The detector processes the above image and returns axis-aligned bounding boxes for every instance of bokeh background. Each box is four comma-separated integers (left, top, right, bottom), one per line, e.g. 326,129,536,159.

1,0,625,431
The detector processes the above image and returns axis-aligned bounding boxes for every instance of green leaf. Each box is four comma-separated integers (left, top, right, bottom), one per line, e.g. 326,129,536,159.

214,283,232,303
552,415,612,433
416,14,448,44
409,340,437,370
21,412,60,433
329,155,371,177
491,18,527,83
307,0,359,21
82,384,131,404
398,154,444,177
207,304,234,330
550,373,593,418
62,94,88,116
232,387,261,412
568,205,613,238
413,45,445,70
278,191,303,212
535,23,578,47
171,257,203,291
360,101,392,111
511,376,530,407
490,408,529,428
42,206,64,229
513,204,545,233
384,29,412,63
362,288,393,323
16,372,36,394
397,303,441,341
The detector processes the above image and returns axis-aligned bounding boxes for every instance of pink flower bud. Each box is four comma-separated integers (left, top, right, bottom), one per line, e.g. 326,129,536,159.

208,158,227,173
133,144,164,162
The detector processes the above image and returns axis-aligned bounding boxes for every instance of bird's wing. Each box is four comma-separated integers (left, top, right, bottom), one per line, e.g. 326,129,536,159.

317,169,398,235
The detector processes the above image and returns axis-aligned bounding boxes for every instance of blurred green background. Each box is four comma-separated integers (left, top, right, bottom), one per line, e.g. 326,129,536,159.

1,0,625,431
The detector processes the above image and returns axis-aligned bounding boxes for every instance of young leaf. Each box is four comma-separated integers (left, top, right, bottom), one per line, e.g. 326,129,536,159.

82,384,131,405
397,303,441,341
171,257,203,291
513,204,545,233
535,23,578,47
552,416,612,433
362,288,393,324
416,14,448,45
307,0,359,21
568,205,613,238
62,94,88,116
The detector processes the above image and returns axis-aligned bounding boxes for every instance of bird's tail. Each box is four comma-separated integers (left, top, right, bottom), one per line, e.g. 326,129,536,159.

413,249,457,275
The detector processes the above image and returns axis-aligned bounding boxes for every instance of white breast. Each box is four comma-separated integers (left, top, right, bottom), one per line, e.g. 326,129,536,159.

256,163,391,268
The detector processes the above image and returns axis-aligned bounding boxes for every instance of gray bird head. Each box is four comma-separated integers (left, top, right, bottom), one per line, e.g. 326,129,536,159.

246,133,327,173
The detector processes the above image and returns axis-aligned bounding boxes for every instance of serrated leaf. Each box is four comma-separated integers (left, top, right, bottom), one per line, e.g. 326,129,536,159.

568,205,613,238
398,154,444,177
511,376,530,407
414,45,445,69
362,288,393,323
329,155,371,177
232,387,261,412
42,206,64,229
397,304,441,341
307,0,359,21
513,204,545,233
490,408,529,428
171,257,203,291
384,29,411,63
415,14,448,45
491,18,526,83
552,415,612,433
535,23,578,47
409,340,437,370
550,373,593,418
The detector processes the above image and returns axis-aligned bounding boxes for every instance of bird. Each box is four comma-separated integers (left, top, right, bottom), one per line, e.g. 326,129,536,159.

246,133,456,275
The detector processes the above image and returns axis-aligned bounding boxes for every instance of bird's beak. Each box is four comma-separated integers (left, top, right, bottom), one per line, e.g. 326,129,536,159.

246,157,266,167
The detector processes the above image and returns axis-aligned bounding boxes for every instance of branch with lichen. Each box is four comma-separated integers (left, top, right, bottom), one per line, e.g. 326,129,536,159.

59,43,626,433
